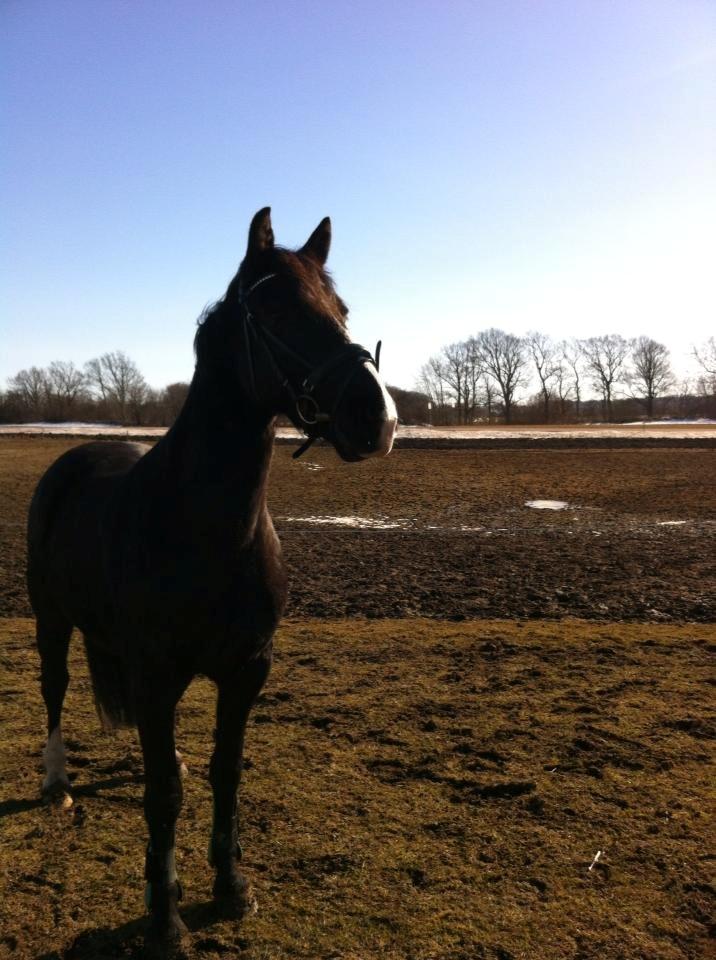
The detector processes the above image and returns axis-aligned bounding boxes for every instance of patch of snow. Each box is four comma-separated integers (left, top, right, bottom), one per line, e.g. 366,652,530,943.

0,421,168,436
2,421,714,439
279,515,403,529
525,499,569,510
621,419,716,426
657,520,688,526
396,423,715,439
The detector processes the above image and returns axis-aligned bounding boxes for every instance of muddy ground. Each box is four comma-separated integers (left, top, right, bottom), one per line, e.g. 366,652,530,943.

0,437,714,959
0,438,714,623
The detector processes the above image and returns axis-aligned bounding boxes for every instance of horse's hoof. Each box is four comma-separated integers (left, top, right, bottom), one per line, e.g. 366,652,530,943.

144,921,188,960
212,872,257,919
42,782,73,810
144,880,187,958
144,908,188,959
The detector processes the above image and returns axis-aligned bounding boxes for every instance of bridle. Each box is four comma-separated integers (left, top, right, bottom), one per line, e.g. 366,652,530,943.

237,272,383,459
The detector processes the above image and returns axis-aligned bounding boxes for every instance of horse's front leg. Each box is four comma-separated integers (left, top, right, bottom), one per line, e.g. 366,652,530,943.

209,648,271,916
136,681,188,950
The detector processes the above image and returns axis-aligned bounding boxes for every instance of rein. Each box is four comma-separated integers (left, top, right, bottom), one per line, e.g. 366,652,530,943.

237,273,382,459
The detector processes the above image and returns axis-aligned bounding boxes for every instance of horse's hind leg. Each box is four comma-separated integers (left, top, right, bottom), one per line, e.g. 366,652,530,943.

36,615,73,801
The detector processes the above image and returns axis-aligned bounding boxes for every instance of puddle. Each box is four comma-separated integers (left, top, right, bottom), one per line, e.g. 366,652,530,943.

298,461,324,471
525,500,569,510
657,520,688,526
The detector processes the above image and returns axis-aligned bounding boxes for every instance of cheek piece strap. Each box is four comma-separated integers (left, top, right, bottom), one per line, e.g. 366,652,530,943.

237,274,382,460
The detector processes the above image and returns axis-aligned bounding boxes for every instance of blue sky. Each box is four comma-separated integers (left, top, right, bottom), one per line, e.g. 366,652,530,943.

2,1,714,392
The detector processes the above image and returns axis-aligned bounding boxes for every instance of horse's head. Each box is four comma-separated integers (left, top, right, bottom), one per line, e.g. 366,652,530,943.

222,208,397,462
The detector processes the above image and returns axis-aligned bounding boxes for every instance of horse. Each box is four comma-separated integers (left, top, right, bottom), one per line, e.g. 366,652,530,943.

26,207,397,950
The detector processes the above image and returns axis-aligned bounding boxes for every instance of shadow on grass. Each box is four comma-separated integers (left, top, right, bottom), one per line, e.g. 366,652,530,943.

0,774,144,820
35,899,248,960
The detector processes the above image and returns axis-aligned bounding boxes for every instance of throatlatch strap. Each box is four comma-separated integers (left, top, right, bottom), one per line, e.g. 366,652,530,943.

293,436,317,460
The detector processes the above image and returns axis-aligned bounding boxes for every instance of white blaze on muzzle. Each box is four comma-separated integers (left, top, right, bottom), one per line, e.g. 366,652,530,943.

362,363,398,458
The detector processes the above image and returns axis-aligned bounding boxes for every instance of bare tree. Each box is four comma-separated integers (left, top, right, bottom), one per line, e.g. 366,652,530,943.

628,337,673,418
127,376,150,425
580,334,629,421
553,359,572,420
479,372,497,422
471,328,527,424
441,341,475,424
561,339,584,419
672,377,697,417
526,331,558,422
161,382,191,424
693,336,716,375
417,356,450,423
693,337,716,396
46,361,87,420
85,351,148,424
7,366,49,419
465,338,484,422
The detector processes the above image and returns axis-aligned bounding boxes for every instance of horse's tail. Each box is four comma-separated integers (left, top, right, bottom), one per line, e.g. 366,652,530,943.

83,638,136,730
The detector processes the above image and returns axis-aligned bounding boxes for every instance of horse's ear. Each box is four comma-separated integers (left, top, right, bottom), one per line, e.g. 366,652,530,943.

301,217,331,265
246,207,274,258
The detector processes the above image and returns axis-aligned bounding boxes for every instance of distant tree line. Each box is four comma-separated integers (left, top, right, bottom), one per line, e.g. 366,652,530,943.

0,349,427,429
417,332,716,425
0,352,190,426
1,336,714,427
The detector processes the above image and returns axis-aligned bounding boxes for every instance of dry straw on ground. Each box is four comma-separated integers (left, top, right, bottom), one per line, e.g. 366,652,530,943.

0,437,714,959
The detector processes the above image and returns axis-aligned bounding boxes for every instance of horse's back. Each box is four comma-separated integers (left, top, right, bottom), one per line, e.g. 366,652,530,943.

27,441,149,625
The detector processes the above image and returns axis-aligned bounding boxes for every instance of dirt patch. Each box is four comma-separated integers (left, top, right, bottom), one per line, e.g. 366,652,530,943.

279,524,715,621
1,617,714,960
1,438,714,621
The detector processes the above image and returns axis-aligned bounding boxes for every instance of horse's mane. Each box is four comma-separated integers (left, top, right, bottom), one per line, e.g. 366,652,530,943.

194,248,348,367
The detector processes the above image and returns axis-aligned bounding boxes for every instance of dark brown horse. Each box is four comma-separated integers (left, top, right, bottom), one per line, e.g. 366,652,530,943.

27,208,396,950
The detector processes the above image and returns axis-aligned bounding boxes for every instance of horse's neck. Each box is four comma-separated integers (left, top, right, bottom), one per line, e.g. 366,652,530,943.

156,369,275,536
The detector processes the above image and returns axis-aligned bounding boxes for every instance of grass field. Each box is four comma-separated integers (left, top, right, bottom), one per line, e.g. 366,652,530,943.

0,437,714,959
1,617,714,960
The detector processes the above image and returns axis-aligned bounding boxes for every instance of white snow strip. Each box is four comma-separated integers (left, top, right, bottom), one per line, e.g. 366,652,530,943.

621,419,716,426
280,515,403,529
2,421,715,439
525,500,569,510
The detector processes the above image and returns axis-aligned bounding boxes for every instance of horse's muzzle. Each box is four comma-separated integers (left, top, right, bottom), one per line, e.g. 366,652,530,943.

359,413,397,458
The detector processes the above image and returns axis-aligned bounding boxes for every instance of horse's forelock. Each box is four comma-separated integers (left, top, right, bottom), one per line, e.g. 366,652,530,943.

193,246,348,368
277,249,348,329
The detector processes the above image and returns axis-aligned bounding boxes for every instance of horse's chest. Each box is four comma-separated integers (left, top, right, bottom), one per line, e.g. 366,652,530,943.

115,520,287,665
